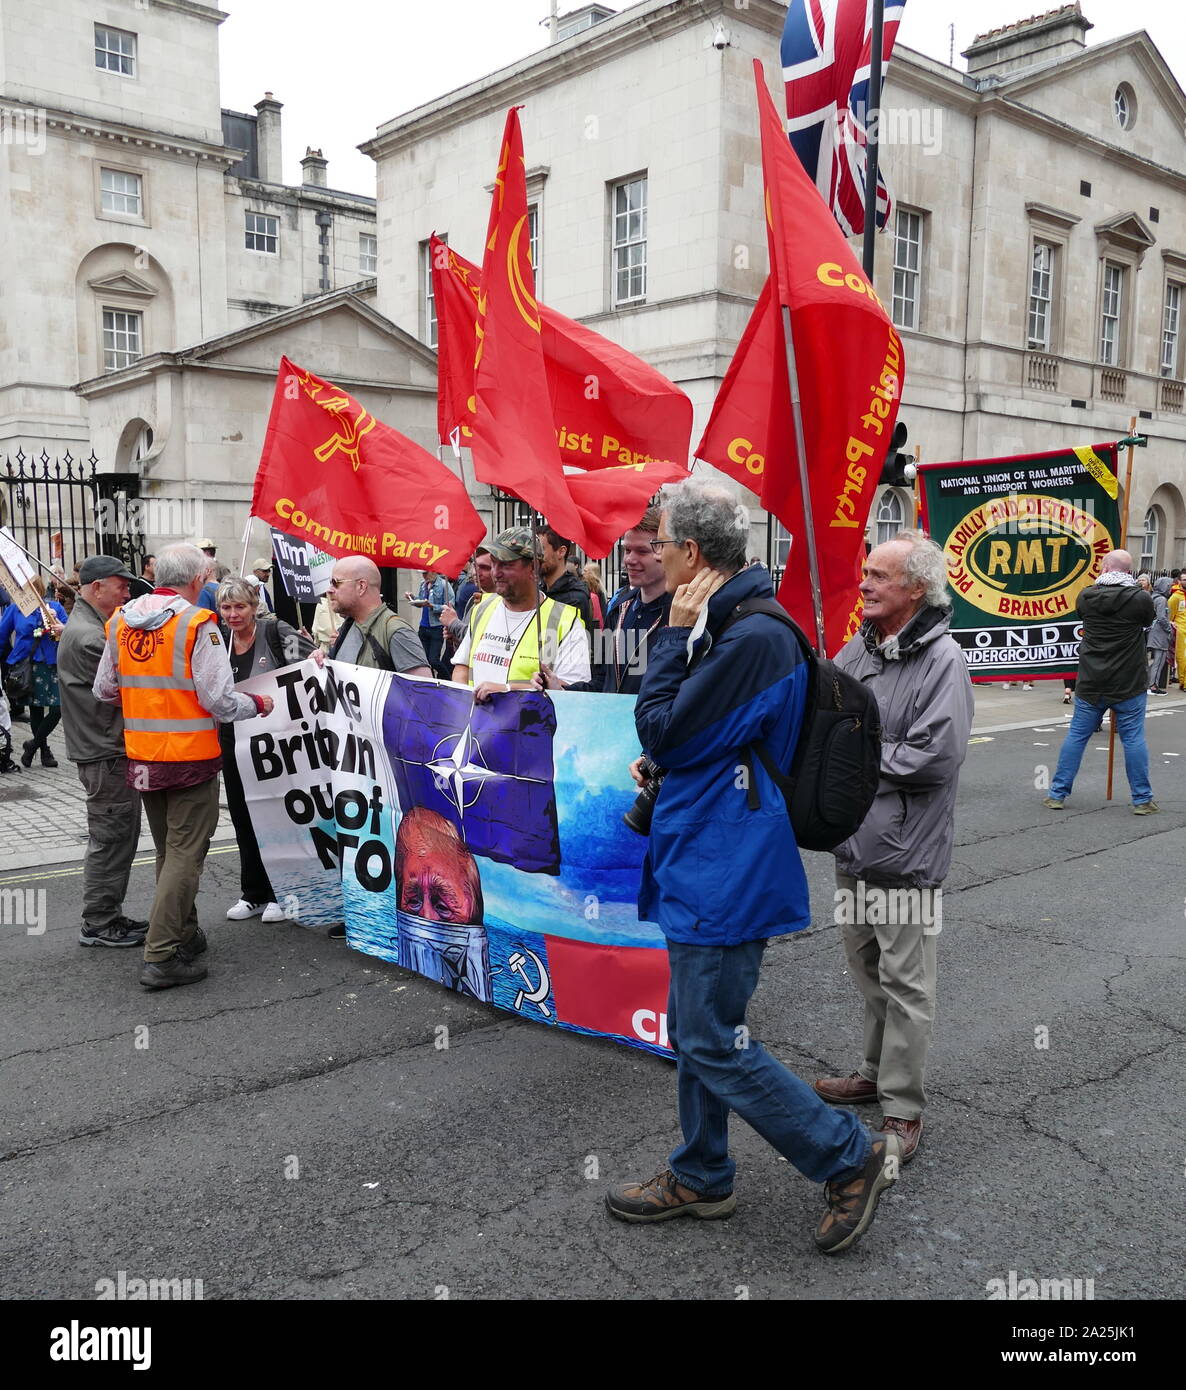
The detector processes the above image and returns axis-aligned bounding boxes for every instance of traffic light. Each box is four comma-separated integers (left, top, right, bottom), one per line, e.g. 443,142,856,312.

879,420,915,487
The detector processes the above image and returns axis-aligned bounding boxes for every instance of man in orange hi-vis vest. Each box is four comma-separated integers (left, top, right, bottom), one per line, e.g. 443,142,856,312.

93,543,274,990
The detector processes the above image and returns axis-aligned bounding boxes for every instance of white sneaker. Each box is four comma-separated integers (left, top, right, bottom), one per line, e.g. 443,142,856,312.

260,902,288,922
226,899,264,920
1022,682,1033,690
1001,682,1012,689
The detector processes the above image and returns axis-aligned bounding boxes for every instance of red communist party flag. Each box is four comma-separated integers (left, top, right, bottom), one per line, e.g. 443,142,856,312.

430,234,480,449
434,238,691,474
252,356,485,579
470,108,586,541
468,109,688,558
697,62,904,654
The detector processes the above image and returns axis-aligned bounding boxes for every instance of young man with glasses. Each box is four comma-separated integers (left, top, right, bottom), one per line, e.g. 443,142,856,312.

449,528,589,702
571,508,672,695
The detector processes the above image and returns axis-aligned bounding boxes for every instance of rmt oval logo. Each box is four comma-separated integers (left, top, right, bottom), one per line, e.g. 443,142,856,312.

125,628,162,663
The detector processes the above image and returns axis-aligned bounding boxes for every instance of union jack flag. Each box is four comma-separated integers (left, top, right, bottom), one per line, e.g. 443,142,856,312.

781,0,906,237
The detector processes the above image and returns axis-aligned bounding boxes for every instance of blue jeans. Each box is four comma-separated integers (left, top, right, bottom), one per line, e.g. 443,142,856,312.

1050,692,1152,805
666,939,871,1196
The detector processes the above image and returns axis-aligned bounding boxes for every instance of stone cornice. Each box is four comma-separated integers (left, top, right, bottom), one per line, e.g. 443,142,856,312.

75,290,436,397
0,100,242,166
1025,201,1081,231
361,0,784,158
994,30,1186,125
227,175,376,211
154,0,229,23
981,92,1186,190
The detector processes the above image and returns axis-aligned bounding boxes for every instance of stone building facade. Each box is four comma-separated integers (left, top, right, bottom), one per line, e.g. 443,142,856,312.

3,0,1184,579
0,0,377,564
366,0,1186,571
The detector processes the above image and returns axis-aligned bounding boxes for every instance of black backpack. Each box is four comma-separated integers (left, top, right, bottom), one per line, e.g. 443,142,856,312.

716,598,882,852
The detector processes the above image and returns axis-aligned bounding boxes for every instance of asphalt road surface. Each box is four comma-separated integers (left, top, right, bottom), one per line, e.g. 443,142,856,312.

2,702,1183,1302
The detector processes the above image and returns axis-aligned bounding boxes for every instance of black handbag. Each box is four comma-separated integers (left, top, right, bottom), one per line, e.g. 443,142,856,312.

5,656,33,704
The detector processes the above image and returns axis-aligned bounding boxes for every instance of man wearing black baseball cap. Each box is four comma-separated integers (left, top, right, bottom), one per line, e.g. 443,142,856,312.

58,555,148,948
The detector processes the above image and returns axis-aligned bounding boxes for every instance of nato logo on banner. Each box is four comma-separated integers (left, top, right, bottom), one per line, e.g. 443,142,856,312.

383,678,561,875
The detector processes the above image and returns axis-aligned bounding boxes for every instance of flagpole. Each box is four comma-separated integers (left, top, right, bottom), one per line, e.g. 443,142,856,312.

530,510,545,679
862,0,885,280
0,529,80,601
781,303,827,653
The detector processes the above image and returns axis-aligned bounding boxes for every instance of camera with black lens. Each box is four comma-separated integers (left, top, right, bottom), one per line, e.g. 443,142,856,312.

623,756,667,836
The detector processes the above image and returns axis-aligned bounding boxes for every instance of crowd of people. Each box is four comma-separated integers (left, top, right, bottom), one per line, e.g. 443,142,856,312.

1,479,1181,1256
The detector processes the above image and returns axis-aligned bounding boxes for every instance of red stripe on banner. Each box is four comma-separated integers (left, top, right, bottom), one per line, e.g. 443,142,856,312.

546,936,672,1054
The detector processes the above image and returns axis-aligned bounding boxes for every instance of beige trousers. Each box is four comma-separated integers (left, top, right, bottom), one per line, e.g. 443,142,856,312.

835,870,939,1121
141,777,221,962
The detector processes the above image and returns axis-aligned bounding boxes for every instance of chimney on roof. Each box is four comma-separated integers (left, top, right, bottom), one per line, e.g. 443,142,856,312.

253,93,283,183
962,3,1092,79
301,147,328,188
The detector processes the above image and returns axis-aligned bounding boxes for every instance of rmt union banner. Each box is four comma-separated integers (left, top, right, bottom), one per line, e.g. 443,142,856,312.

918,444,1122,681
231,661,671,1058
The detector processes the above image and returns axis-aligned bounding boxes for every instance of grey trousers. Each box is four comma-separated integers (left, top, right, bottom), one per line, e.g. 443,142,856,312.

836,869,939,1121
1148,649,1169,690
77,757,142,929
141,777,221,962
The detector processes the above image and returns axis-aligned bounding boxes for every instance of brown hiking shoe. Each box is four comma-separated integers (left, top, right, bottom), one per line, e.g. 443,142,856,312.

877,1114,923,1164
815,1134,901,1254
605,1169,736,1223
814,1071,879,1105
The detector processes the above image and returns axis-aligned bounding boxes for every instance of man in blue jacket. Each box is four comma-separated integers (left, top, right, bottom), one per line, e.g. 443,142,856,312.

605,479,900,1254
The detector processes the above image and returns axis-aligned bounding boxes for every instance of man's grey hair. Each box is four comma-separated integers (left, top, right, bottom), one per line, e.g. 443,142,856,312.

216,578,259,609
889,529,949,608
660,478,750,573
154,543,208,591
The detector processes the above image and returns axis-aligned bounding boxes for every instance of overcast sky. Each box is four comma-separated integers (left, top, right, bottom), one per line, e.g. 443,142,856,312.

218,1,1186,194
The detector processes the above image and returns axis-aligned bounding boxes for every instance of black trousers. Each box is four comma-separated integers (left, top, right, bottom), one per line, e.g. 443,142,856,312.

28,705,61,751
220,729,275,905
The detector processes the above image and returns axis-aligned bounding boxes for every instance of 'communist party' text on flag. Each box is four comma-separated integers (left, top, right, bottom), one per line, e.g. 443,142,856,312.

696,62,903,653
252,356,485,579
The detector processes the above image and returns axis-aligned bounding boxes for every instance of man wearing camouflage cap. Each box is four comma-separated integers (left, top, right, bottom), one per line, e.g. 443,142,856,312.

450,527,590,701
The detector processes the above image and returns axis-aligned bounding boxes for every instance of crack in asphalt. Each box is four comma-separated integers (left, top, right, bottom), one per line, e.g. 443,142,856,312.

957,912,1186,962
0,979,385,1064
0,1012,522,1164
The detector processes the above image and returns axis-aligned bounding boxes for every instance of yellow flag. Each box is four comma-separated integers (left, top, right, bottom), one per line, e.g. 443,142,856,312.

1073,445,1119,499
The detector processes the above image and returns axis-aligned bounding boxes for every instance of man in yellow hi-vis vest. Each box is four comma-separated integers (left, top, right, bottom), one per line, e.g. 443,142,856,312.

93,543,273,991
450,527,590,701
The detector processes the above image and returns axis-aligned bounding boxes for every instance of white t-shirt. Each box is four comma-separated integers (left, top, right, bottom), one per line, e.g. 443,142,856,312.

452,599,590,687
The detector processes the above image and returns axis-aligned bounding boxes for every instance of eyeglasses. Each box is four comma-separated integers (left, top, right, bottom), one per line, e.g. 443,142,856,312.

648,539,680,554
329,578,358,590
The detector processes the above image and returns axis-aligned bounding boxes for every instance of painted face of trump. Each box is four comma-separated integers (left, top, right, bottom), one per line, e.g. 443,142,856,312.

394,807,484,926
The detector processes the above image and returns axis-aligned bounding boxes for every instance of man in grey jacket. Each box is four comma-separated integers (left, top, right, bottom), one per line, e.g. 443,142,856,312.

58,555,147,948
814,531,974,1164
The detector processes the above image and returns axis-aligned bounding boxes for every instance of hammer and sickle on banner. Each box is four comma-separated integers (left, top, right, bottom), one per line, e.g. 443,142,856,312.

507,947,551,1018
313,400,377,472
507,215,541,332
